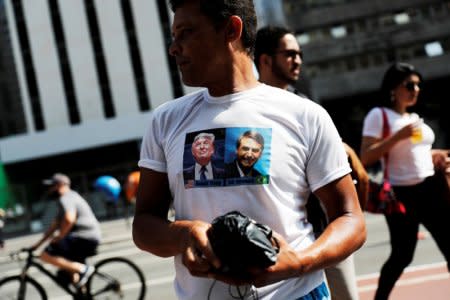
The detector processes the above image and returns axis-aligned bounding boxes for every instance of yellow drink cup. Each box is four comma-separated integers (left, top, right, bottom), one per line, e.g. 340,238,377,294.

411,119,423,144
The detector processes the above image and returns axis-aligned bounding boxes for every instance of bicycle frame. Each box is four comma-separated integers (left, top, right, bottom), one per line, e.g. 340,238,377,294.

17,251,85,298
5,249,146,300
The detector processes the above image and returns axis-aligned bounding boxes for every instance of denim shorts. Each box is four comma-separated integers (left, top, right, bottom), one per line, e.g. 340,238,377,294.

296,282,330,300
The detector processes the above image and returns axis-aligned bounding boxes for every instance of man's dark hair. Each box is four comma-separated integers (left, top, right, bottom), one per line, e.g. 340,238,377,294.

236,130,264,151
254,26,293,71
169,0,257,55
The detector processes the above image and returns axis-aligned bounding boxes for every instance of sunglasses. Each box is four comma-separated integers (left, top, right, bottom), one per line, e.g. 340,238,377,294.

275,50,303,60
403,81,422,91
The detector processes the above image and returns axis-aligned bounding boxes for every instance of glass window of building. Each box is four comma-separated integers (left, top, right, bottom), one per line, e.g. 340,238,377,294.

425,41,444,57
394,12,410,25
378,13,398,28
330,25,347,38
297,33,311,45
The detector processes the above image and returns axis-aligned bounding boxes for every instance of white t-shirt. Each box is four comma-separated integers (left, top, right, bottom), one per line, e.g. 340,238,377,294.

139,84,351,300
362,107,435,186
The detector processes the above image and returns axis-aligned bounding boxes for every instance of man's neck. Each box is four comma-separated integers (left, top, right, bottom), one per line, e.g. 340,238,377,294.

58,185,70,195
258,74,289,90
207,53,259,97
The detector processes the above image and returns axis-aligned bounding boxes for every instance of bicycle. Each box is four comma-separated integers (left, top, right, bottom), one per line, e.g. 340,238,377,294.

0,248,146,299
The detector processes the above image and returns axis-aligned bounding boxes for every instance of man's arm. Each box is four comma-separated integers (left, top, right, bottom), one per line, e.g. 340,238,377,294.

51,211,76,244
272,174,365,281
132,168,220,272
344,142,369,210
31,219,60,250
212,174,366,287
308,174,366,268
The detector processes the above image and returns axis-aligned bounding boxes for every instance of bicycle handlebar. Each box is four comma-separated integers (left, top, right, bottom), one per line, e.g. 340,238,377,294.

9,247,34,261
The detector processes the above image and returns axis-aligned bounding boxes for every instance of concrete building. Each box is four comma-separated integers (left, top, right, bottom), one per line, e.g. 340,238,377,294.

283,0,450,148
0,0,182,188
0,0,189,232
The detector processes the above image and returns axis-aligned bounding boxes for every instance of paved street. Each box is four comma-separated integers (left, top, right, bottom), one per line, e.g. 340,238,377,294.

355,214,450,299
0,213,448,299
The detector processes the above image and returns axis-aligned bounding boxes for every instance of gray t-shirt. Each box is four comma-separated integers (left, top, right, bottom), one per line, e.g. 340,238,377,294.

58,190,101,242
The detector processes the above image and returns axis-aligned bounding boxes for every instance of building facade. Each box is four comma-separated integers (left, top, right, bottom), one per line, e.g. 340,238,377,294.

283,0,450,148
0,0,189,230
0,0,184,186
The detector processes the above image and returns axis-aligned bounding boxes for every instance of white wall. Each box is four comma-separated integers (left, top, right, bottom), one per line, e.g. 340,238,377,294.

132,0,174,109
94,0,139,116
23,0,70,128
59,0,104,121
0,0,173,164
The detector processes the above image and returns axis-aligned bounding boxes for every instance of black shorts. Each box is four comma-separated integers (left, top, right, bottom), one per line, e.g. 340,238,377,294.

45,236,98,263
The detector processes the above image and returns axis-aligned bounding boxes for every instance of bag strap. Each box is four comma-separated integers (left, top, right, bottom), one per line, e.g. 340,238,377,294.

380,108,390,180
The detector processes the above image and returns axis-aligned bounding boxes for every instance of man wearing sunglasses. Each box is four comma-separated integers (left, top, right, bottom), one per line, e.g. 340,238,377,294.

254,26,302,92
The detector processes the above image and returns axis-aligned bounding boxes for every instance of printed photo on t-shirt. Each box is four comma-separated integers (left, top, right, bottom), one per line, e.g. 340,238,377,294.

183,129,226,189
183,127,271,189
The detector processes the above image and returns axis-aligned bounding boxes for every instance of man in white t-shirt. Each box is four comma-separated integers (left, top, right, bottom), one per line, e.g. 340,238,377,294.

255,25,365,300
132,1,366,300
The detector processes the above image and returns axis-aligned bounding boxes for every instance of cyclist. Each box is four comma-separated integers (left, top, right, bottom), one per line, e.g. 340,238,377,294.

31,173,101,288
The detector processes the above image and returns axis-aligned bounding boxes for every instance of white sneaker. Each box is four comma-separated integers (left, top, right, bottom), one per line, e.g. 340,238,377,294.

75,265,95,288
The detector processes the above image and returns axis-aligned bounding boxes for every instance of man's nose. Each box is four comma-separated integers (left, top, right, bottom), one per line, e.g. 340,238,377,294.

169,40,180,57
244,151,253,157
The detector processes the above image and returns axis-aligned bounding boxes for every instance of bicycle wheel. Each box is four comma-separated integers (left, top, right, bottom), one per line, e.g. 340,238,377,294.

0,275,47,300
87,257,146,300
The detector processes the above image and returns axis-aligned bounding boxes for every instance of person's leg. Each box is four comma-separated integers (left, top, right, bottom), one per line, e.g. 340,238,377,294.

41,237,85,273
41,237,97,284
418,176,450,270
325,254,359,300
40,251,85,273
374,211,418,300
67,237,98,285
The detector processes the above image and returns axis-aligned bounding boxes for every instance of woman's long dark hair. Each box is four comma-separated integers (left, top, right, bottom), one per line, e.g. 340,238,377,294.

379,62,423,108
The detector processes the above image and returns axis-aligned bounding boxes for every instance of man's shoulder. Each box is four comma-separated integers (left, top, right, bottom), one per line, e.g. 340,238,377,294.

155,89,205,114
211,165,225,179
59,190,82,209
224,161,237,169
287,85,308,98
264,84,317,104
250,168,262,177
224,161,239,176
183,165,195,172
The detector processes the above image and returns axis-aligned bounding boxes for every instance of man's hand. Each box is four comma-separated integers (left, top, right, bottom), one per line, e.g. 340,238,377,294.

29,243,39,251
50,235,63,244
181,220,221,277
207,231,299,287
432,149,450,172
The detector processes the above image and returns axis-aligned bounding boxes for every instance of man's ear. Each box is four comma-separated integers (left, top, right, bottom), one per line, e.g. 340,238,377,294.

260,53,272,68
226,15,243,43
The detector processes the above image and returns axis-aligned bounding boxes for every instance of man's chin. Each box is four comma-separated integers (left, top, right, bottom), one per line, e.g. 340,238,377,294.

181,79,196,86
240,162,255,169
287,78,298,85
289,75,299,83
180,75,203,87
